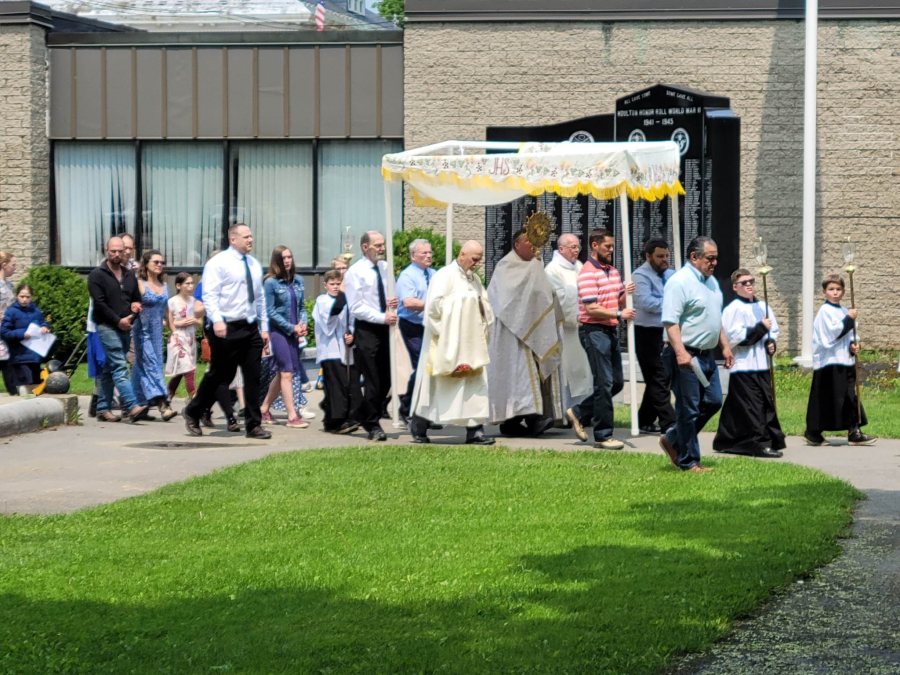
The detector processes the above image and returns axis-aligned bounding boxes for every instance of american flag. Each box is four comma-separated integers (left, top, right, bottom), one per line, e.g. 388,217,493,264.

315,0,326,31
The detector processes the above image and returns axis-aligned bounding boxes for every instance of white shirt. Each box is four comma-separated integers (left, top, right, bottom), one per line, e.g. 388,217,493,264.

813,302,856,369
345,257,390,325
201,247,269,331
313,293,353,364
722,297,779,373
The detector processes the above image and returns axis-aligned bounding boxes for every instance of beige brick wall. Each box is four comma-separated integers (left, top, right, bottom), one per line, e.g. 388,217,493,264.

404,20,900,351
0,24,49,278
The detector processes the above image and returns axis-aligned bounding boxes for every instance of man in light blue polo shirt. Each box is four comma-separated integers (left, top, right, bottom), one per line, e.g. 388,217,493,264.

396,238,435,423
660,236,734,473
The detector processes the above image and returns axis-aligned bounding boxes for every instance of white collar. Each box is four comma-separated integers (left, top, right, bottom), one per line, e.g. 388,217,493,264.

550,250,576,270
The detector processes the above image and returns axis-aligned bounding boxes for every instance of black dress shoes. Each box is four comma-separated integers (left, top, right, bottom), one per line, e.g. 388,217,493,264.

466,428,495,445
368,427,387,442
410,432,430,444
757,447,784,458
246,426,272,440
183,409,202,437
639,424,661,435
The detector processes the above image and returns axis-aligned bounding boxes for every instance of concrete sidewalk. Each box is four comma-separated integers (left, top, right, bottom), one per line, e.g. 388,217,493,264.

0,389,897,673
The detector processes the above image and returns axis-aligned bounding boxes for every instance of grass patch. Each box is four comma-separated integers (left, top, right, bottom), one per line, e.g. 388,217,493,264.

0,447,859,674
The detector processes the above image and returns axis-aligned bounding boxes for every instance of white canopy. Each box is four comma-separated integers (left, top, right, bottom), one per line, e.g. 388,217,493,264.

382,140,684,208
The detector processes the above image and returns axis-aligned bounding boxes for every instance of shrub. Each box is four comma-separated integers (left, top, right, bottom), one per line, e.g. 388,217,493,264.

22,265,90,360
391,228,461,277
304,297,316,348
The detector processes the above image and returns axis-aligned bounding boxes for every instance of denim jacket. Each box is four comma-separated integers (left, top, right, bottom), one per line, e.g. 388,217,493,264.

0,302,50,364
263,276,308,336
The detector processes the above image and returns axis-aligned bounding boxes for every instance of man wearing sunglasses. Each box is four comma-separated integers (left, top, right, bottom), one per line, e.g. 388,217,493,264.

712,269,785,458
659,236,734,473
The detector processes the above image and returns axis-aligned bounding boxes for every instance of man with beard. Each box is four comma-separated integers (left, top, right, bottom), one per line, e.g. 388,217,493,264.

632,238,676,435
343,230,399,442
487,228,564,438
713,268,785,458
566,229,635,450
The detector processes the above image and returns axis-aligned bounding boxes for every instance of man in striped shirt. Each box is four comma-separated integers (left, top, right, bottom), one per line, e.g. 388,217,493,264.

566,229,635,449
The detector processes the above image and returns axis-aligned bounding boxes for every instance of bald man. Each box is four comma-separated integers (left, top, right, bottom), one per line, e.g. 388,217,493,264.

344,230,399,441
544,234,592,413
408,241,495,445
87,236,147,422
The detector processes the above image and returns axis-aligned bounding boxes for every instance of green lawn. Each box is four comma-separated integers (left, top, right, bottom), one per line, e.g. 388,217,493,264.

0,447,860,674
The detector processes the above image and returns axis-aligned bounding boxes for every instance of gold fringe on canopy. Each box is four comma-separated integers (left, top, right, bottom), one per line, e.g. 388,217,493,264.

385,166,684,209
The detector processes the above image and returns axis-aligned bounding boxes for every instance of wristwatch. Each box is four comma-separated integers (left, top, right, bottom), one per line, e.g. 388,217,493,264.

616,310,622,320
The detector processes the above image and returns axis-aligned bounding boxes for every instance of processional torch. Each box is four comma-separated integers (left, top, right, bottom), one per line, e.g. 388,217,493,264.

843,237,863,423
754,237,777,412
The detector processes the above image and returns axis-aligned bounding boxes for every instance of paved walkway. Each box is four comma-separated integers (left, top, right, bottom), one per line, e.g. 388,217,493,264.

0,390,897,672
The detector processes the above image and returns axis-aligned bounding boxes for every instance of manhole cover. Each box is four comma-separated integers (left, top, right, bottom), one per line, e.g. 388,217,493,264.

127,441,245,450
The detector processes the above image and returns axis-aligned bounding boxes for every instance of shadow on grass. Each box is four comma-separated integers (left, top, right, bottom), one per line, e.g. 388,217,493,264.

0,477,858,675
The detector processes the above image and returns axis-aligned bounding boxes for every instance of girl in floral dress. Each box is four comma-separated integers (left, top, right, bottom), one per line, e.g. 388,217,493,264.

166,272,199,403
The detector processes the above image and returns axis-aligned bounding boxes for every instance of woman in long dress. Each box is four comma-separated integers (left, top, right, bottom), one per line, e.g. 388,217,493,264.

132,250,176,421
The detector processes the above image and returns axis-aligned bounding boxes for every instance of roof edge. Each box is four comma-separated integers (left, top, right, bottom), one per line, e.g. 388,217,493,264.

47,28,405,46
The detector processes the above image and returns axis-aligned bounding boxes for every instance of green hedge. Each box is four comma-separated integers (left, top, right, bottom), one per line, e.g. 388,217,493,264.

391,228,461,277
22,265,89,360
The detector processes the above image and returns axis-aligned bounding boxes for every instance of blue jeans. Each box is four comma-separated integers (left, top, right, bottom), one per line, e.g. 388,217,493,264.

572,324,623,442
398,318,424,418
96,325,138,414
663,346,723,470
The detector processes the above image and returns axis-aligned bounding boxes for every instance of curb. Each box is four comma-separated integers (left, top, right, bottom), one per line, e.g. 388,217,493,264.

0,395,79,438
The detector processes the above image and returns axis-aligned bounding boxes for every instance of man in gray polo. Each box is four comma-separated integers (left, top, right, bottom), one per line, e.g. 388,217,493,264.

659,236,734,473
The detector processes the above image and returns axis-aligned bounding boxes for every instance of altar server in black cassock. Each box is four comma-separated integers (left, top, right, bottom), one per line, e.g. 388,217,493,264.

713,269,786,458
804,274,876,446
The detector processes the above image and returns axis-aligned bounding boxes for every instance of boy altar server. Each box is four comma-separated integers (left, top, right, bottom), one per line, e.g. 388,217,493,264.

804,274,876,446
713,269,785,458
313,270,361,434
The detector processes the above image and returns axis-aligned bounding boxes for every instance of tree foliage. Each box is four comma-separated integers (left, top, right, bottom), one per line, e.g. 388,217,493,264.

374,0,405,27
391,228,460,278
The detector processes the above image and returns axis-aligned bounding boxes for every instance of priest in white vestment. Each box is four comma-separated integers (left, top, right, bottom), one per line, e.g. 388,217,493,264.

408,241,496,445
487,228,564,437
544,234,592,411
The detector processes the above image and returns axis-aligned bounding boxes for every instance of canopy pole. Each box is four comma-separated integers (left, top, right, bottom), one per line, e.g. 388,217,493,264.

383,181,401,429
619,192,639,437
445,204,454,266
670,194,682,270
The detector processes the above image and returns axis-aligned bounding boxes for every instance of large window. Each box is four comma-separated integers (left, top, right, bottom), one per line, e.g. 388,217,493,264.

55,142,136,267
230,142,314,268
142,143,224,268
54,139,402,270
318,140,403,265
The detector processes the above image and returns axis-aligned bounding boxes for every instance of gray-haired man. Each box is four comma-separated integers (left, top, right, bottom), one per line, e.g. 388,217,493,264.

395,238,435,422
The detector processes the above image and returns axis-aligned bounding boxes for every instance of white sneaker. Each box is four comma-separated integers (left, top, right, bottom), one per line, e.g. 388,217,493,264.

301,382,314,393
299,408,316,420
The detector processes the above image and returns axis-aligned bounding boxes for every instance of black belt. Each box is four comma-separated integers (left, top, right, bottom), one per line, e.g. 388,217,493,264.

580,322,618,333
684,345,712,357
224,318,254,326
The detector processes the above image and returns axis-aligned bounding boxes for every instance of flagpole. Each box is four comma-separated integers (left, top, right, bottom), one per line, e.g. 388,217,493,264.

619,192,639,437
383,181,401,429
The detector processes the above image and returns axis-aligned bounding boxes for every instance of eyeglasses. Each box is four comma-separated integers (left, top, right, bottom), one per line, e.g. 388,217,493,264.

737,279,755,286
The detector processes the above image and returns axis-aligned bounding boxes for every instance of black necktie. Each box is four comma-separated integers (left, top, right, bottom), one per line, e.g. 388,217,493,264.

374,264,386,312
244,256,255,305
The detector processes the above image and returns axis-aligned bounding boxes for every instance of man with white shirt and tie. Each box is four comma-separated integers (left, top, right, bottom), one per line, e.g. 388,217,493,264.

344,230,399,441
395,238,435,424
183,223,271,440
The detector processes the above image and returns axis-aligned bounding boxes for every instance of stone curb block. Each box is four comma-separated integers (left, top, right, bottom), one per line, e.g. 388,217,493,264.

0,395,78,438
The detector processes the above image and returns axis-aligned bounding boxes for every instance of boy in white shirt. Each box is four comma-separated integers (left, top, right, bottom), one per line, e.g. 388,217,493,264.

713,268,786,458
313,270,361,435
804,274,876,446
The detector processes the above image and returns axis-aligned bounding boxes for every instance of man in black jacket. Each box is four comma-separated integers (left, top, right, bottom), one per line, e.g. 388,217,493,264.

87,236,148,422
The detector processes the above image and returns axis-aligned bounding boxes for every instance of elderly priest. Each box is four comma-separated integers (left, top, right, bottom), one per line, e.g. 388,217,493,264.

407,241,495,445
487,223,564,437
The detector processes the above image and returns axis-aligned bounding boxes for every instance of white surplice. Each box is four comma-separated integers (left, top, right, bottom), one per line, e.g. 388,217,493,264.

544,251,592,407
411,261,494,427
486,250,564,424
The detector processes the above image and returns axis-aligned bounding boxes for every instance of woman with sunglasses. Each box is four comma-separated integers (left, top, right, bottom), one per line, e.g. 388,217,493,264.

132,250,176,421
712,268,785,458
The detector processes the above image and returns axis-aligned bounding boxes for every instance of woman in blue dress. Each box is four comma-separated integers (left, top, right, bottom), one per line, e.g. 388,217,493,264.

132,250,176,421
261,245,310,428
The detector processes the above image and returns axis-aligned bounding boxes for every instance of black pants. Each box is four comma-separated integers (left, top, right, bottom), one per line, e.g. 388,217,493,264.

633,325,676,432
321,359,362,431
354,321,391,431
201,324,236,421
1,360,16,395
398,318,424,418
188,320,262,432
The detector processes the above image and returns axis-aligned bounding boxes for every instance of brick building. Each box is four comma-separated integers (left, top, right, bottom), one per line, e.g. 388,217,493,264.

403,0,900,351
